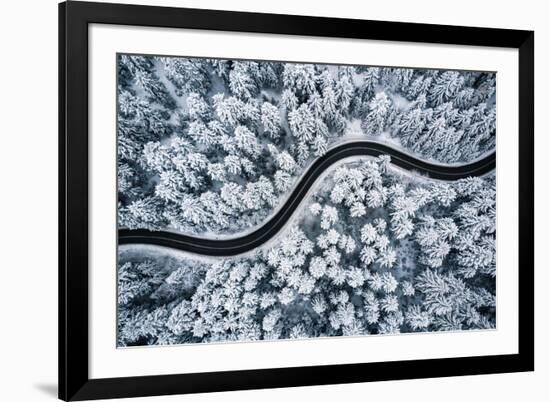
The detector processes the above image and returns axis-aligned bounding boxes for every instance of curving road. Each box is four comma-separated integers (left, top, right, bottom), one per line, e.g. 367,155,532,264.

119,141,495,256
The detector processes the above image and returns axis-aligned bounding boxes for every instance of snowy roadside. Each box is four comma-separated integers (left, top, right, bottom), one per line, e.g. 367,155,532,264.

342,122,496,168
120,153,478,259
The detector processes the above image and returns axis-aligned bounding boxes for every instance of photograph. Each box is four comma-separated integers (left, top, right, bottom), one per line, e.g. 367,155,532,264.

116,54,497,347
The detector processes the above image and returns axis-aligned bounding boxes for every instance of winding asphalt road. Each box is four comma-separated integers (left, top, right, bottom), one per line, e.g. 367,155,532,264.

119,141,495,256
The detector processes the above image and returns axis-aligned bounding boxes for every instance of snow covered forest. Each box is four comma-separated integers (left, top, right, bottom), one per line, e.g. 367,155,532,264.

117,54,496,346
117,54,496,237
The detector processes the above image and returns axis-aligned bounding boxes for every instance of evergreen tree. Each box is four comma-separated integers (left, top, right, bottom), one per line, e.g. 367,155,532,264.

160,56,210,95
288,104,316,142
260,101,281,138
428,71,465,106
360,67,380,101
282,63,317,97
405,305,431,330
229,62,259,100
361,92,394,136
186,93,211,121
406,74,433,100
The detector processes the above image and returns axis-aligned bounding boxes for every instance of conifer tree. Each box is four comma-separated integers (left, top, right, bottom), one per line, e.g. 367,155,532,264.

361,92,394,136
260,101,281,138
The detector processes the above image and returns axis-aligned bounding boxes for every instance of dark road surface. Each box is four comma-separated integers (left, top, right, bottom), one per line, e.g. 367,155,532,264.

119,141,495,256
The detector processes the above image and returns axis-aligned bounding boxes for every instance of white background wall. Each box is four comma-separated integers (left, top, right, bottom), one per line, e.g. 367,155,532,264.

0,0,545,401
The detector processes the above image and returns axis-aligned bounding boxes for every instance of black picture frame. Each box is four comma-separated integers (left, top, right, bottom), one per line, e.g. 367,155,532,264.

59,1,534,400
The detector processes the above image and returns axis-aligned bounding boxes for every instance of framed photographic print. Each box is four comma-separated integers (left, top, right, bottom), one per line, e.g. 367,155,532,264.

59,1,534,400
